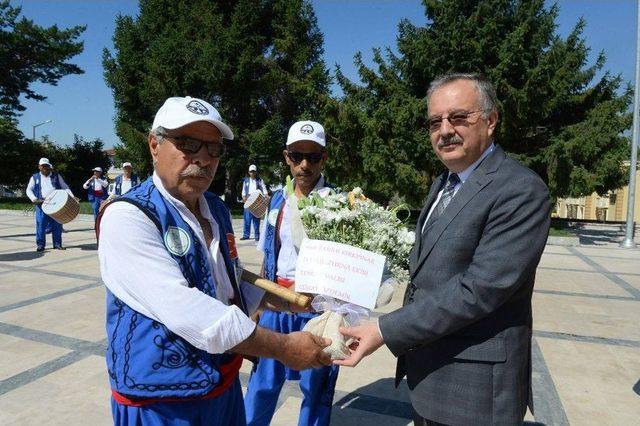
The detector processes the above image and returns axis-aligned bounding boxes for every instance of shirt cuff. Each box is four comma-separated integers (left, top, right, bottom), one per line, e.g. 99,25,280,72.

201,305,256,354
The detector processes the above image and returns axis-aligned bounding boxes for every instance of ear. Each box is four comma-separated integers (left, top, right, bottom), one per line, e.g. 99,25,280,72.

320,150,328,168
149,133,160,161
283,149,291,166
486,111,499,137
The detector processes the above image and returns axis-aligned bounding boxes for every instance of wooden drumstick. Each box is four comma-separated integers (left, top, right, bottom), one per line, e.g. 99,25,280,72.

240,270,312,309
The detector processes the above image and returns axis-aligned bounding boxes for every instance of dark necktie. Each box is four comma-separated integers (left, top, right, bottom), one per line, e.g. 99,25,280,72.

422,173,460,233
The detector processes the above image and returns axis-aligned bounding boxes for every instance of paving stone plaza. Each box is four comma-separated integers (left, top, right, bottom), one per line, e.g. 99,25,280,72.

0,210,639,425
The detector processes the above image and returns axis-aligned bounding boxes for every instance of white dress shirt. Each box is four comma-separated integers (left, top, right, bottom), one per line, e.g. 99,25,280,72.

257,176,326,279
422,143,495,233
26,173,74,201
83,177,108,191
99,172,263,354
242,177,268,198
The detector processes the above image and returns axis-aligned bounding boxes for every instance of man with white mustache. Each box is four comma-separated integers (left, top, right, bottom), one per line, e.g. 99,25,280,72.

337,74,551,425
98,97,331,425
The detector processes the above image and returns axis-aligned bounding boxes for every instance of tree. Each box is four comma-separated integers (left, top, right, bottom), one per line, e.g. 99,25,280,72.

0,0,85,118
330,0,632,205
57,135,111,197
103,0,329,203
0,117,43,189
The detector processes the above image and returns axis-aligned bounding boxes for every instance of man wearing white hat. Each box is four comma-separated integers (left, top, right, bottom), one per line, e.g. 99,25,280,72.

83,166,108,220
97,97,331,425
26,158,75,251
241,164,268,241
245,120,339,426
110,162,139,197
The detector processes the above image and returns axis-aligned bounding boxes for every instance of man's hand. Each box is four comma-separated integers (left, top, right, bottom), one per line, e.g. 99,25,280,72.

33,199,44,205
278,331,332,370
333,322,384,367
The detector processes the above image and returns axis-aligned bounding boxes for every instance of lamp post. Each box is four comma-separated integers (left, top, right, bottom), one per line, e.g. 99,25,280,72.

621,0,640,249
32,119,53,142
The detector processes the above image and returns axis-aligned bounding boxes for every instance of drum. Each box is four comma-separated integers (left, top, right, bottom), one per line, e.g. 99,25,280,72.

244,192,268,219
42,190,80,224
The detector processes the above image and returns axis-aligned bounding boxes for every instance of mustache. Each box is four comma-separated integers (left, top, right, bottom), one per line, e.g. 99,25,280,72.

180,165,213,179
437,134,463,148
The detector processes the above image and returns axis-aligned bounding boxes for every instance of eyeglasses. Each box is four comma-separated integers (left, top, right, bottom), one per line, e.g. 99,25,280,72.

427,109,489,132
161,134,225,158
286,151,324,164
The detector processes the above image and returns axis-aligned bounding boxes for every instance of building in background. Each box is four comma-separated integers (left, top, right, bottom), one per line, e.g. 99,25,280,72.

556,165,640,222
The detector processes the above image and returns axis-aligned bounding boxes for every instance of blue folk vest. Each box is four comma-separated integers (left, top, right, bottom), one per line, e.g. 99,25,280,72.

87,177,108,202
103,177,247,399
262,179,334,283
32,172,62,199
243,177,264,199
114,174,139,195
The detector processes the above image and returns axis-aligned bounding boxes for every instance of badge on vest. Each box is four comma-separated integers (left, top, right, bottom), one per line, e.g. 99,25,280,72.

164,226,191,256
268,208,280,227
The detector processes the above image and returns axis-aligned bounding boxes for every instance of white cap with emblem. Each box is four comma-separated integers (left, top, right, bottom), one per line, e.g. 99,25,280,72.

286,120,326,147
151,96,234,140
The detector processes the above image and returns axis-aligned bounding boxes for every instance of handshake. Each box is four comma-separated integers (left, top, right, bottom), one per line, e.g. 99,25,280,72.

233,326,333,370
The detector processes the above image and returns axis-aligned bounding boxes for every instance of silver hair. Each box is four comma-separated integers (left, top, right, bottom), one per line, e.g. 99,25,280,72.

150,126,168,144
150,126,168,169
427,73,498,119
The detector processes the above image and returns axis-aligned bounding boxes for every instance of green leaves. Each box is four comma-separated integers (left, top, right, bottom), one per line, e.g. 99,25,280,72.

0,0,85,118
328,0,632,202
103,0,330,202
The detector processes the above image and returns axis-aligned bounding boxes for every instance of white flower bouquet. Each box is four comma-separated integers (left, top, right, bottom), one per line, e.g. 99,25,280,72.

284,177,415,358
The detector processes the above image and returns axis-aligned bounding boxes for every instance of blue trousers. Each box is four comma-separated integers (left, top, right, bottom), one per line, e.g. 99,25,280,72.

91,199,102,221
243,209,260,239
244,310,339,426
111,378,246,426
35,205,62,249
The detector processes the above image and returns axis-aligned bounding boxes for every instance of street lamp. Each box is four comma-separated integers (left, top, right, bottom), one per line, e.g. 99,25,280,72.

32,119,53,142
621,0,640,249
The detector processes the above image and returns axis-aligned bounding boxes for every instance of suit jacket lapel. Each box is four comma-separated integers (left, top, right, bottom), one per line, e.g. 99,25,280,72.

410,174,445,268
411,146,506,279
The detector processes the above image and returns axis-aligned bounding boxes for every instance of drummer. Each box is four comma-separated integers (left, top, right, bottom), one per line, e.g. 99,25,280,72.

26,157,75,252
241,164,268,241
83,167,109,220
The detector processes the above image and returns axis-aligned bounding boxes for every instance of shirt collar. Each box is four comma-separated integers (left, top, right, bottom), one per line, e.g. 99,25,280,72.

451,142,495,184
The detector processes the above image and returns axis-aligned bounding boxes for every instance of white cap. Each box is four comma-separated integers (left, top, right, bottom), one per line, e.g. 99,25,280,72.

287,120,326,147
152,96,234,140
122,162,132,168
92,167,102,172
249,164,257,172
38,157,51,167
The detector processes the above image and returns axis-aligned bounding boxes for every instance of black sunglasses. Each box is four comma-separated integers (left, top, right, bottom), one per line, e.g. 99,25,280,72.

286,151,324,164
161,134,225,158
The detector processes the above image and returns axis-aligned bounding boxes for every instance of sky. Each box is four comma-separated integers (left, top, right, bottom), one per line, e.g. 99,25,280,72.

10,0,639,149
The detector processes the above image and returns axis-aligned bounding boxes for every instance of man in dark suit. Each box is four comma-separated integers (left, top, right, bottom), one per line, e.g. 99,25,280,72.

336,73,550,425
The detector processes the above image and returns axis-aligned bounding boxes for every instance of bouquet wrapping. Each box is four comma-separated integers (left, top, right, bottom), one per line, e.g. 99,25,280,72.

284,178,415,359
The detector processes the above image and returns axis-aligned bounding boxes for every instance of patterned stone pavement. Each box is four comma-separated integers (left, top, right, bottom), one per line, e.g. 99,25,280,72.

0,210,639,425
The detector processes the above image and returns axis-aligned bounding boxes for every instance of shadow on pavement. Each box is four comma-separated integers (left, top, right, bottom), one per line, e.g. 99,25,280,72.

70,242,98,251
331,378,411,425
0,250,45,261
634,378,640,396
1,228,94,239
576,229,622,246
